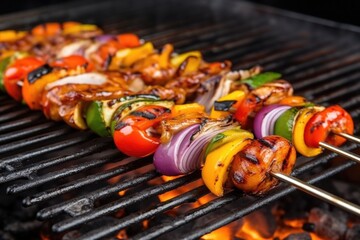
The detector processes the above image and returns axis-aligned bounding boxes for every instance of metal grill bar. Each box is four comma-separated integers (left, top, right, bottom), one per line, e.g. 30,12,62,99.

0,131,94,170
131,145,358,240
0,127,72,155
0,108,31,123
236,40,336,69
180,161,356,240
78,186,209,240
305,71,360,98
233,38,307,64
0,121,58,144
22,157,151,205
0,138,111,183
52,172,200,232
7,150,122,194
206,31,302,62
0,102,18,112
150,19,270,57
314,80,360,103
0,114,44,134
291,58,360,88
37,170,160,220
179,29,266,55
280,44,360,75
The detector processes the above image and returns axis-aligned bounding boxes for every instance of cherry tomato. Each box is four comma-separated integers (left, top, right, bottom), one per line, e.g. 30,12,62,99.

32,23,62,36
4,56,45,101
51,55,93,71
234,94,259,128
304,105,354,147
98,40,120,61
113,105,171,157
31,22,81,37
116,34,141,48
62,22,81,30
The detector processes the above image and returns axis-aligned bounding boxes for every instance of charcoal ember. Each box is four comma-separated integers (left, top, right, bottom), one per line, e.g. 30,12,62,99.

332,180,360,205
278,192,313,220
283,232,311,240
244,207,277,238
308,208,347,240
345,224,360,240
302,223,315,232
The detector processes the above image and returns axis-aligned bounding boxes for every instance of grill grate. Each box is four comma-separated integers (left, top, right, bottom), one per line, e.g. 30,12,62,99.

0,0,360,239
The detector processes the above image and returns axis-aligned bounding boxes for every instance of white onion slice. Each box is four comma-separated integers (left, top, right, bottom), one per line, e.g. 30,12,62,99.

57,40,92,58
45,73,108,90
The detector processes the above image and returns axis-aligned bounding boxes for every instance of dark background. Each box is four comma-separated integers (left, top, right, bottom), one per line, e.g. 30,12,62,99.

0,0,359,26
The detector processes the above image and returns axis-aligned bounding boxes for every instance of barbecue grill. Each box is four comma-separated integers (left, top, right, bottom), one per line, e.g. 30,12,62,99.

0,0,359,239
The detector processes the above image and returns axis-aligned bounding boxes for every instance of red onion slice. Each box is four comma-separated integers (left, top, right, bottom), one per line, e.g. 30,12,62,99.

95,34,116,43
268,106,291,135
253,104,281,138
261,105,290,137
180,122,236,174
153,124,200,176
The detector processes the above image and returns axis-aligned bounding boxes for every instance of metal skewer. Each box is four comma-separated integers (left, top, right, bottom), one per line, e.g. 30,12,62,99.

270,172,360,217
319,141,360,164
334,132,360,145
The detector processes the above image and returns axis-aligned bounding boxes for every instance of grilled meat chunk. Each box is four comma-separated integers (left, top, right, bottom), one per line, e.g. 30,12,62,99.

230,135,296,195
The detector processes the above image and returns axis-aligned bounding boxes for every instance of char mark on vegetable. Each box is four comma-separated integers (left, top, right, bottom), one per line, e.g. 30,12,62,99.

130,111,157,119
27,64,53,83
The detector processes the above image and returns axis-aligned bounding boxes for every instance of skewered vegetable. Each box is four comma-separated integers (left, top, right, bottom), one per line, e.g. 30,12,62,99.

304,105,354,148
154,117,238,176
202,128,254,196
252,103,354,157
0,22,356,201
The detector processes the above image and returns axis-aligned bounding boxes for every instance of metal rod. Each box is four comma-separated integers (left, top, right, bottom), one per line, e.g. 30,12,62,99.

335,132,360,145
270,172,360,217
319,141,360,163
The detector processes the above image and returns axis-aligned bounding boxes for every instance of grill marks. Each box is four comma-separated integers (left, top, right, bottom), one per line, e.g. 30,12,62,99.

230,136,296,195
240,152,260,165
27,64,53,83
258,138,275,149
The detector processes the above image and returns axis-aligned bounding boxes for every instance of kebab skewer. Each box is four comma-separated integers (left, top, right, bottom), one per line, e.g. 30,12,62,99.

0,22,360,216
1,40,357,165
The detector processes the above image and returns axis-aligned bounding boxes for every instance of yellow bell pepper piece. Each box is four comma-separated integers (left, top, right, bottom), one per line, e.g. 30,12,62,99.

171,103,205,117
179,56,201,75
202,129,253,196
210,90,245,119
73,102,88,130
293,106,325,157
170,51,202,68
63,24,99,34
0,30,27,42
112,42,154,68
159,44,173,69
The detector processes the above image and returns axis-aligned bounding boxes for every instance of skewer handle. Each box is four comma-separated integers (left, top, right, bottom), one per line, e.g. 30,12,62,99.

270,172,360,217
319,141,360,164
